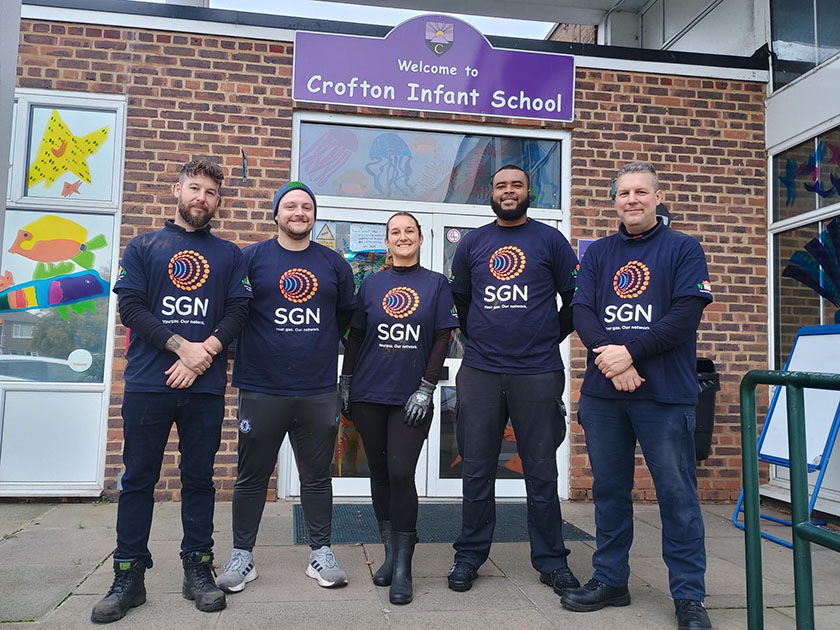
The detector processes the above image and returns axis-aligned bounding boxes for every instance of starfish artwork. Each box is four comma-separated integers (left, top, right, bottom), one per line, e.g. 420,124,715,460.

27,109,110,189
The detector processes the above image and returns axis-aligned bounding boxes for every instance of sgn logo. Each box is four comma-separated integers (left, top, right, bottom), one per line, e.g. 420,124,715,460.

275,268,320,326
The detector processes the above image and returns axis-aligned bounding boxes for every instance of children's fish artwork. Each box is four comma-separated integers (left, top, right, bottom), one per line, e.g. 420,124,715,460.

61,179,82,197
3,212,111,322
0,270,109,314
9,215,108,275
27,109,109,190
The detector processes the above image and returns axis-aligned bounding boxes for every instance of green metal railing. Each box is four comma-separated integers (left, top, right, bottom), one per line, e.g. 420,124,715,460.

740,370,840,630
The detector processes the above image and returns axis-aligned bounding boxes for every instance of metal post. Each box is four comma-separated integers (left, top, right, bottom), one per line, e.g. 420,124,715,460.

785,384,815,630
739,372,764,630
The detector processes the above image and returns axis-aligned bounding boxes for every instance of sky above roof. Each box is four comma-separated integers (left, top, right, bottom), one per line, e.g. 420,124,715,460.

136,0,556,39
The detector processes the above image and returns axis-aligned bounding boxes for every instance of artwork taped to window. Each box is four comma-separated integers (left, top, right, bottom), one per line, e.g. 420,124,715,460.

0,209,114,382
299,123,562,209
24,106,117,202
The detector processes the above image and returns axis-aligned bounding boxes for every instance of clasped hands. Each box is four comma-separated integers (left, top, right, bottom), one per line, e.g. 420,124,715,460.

592,344,645,392
165,336,222,389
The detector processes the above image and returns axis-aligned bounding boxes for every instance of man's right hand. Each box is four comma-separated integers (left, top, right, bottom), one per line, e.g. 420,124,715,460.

166,335,213,373
610,365,645,392
165,360,200,389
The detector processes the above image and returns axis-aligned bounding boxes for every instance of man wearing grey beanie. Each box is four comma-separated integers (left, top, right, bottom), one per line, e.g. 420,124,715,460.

218,181,357,593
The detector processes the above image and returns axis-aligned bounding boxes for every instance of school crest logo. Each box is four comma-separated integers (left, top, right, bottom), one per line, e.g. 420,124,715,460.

425,21,453,56
488,246,526,281
382,286,420,319
168,250,210,291
279,268,318,303
613,261,650,299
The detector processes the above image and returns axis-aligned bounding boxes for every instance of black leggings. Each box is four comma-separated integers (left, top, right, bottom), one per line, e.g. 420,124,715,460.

351,401,431,532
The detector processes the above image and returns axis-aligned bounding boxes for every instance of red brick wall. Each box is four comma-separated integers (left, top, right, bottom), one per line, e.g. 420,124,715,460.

16,19,768,502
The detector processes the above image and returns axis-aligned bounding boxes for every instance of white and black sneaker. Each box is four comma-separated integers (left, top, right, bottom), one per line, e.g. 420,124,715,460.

306,545,348,588
216,548,258,593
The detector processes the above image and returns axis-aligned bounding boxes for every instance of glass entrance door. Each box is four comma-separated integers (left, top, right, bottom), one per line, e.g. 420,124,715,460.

281,210,568,501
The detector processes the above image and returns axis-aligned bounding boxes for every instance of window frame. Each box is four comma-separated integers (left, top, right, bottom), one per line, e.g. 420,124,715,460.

291,111,572,224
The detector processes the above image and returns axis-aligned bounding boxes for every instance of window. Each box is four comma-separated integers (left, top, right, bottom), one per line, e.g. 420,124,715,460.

12,323,33,339
299,121,563,209
2,90,124,383
771,127,840,367
772,0,840,90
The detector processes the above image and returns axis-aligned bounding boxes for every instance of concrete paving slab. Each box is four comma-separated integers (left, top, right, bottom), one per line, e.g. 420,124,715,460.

0,504,52,535
31,503,117,530
386,608,556,630
378,575,535,613
41,592,220,630
0,527,112,566
479,540,602,587
217,599,389,630
0,564,92,623
708,606,801,630
219,544,380,604
554,585,677,630
775,604,840,626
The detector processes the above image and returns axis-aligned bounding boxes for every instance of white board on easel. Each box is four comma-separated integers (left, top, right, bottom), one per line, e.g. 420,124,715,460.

758,325,840,468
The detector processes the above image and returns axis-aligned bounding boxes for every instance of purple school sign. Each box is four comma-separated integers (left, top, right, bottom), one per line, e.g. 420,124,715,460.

293,15,575,122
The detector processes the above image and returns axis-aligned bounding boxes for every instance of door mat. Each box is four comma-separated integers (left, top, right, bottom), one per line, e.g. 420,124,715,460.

293,503,594,545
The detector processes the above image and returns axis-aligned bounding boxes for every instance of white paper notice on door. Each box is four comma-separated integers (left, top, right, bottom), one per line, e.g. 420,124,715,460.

350,223,386,252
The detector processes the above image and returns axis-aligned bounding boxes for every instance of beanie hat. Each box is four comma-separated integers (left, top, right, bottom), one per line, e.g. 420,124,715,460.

272,181,317,221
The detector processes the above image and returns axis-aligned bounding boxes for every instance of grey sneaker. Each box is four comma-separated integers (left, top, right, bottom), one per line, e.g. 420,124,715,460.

216,549,258,593
306,545,348,588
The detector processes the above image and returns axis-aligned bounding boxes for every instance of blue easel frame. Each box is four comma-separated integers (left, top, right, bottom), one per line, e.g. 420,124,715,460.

732,324,840,548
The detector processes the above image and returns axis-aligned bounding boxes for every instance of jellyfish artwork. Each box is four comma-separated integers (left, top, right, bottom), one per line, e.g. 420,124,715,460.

518,141,560,207
365,133,413,197
299,127,359,188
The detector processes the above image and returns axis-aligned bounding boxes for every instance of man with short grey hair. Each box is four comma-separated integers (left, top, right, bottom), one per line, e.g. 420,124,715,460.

563,162,713,630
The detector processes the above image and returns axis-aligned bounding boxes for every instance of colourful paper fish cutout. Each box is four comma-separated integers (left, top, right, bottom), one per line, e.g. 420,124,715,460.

27,110,109,189
8,215,107,269
61,179,82,197
0,270,109,314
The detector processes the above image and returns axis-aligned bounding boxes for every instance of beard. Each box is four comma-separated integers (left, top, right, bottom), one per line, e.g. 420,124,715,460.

491,195,530,222
177,199,213,229
278,218,313,240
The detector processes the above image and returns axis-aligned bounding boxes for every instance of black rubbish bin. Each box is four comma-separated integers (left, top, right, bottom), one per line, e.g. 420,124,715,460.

695,358,720,461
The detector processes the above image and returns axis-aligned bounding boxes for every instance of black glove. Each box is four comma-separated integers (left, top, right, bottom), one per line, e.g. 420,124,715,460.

338,374,352,418
403,378,435,427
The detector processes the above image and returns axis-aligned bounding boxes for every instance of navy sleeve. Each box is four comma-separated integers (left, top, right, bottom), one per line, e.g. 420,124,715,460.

335,256,358,332
450,236,471,298
116,288,175,351
558,289,574,342
625,296,707,362
210,297,251,348
423,328,452,384
453,292,470,339
550,233,579,294
573,302,612,350
341,327,365,375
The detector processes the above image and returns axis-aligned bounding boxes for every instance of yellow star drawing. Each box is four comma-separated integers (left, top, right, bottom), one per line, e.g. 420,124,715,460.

27,110,110,189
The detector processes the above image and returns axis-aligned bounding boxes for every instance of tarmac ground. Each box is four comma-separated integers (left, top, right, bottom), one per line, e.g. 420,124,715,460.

0,500,838,629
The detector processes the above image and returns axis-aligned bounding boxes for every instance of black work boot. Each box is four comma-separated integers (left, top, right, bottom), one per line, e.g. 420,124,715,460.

561,577,631,612
373,521,394,587
389,530,417,605
90,558,147,623
182,551,226,612
674,599,712,630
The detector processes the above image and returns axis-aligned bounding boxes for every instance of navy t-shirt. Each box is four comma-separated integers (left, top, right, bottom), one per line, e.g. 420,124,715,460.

350,267,458,405
572,222,713,404
450,218,579,373
114,220,251,395
232,239,356,396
